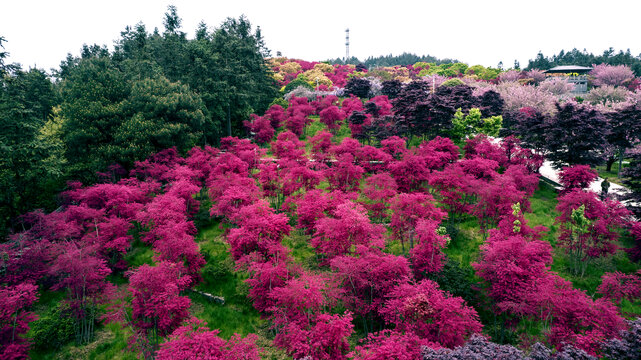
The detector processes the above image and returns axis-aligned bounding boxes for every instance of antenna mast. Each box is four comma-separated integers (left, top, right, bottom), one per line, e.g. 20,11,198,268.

345,28,350,62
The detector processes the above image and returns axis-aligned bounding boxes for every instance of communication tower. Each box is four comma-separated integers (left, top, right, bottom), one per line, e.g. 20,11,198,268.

345,28,350,61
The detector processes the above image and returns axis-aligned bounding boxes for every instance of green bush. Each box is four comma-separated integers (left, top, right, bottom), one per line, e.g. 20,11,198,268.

436,67,459,77
441,78,465,87
202,257,235,285
31,303,75,351
450,63,469,74
465,64,486,76
269,97,289,109
428,258,479,308
282,78,313,94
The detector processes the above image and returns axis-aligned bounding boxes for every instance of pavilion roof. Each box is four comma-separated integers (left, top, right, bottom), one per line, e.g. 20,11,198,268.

544,65,593,74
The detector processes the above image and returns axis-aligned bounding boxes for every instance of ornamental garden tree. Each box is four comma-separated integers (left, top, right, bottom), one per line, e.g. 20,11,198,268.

226,200,291,263
319,105,346,133
350,330,431,360
390,193,447,253
544,102,608,167
128,261,192,348
555,190,631,276
49,242,113,344
380,279,483,348
0,283,38,360
312,201,385,263
156,318,261,360
361,172,398,222
410,219,449,279
558,165,599,193
330,246,411,333
606,104,641,176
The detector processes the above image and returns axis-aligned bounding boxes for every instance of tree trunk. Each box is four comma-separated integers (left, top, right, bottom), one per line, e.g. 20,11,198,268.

618,148,624,178
606,157,615,172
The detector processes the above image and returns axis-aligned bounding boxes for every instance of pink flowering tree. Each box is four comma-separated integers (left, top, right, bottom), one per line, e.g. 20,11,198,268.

410,219,450,279
590,64,635,87
380,279,483,348
555,190,631,276
0,283,38,360
330,247,411,333
156,318,261,360
312,201,385,263
361,172,398,222
390,193,447,253
558,165,598,194
319,105,346,133
128,261,192,350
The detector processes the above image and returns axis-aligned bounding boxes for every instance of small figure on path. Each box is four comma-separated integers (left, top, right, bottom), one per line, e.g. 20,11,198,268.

601,178,610,200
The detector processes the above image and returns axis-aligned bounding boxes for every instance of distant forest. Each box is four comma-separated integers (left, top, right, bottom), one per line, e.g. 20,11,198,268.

329,48,641,76
327,52,460,68
525,48,641,76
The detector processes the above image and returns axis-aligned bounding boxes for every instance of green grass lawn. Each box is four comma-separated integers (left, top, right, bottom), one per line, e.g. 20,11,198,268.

194,219,264,339
596,162,629,186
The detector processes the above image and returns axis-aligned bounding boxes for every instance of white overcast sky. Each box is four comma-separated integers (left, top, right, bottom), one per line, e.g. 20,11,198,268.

2,0,641,73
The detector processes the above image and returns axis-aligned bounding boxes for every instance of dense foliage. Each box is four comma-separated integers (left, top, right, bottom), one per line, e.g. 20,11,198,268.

3,15,641,359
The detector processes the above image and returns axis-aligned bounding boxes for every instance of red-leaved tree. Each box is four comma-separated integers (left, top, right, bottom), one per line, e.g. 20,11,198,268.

361,172,398,222
380,279,483,348
0,283,38,360
330,246,411,333
558,165,599,194
410,219,450,279
350,330,437,360
555,190,631,276
128,261,191,350
50,242,113,344
312,201,385,263
390,193,447,253
319,105,346,132
156,318,261,360
226,200,291,263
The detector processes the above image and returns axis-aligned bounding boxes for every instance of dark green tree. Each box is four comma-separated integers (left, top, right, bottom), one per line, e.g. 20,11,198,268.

111,76,208,167
60,56,130,179
0,66,61,233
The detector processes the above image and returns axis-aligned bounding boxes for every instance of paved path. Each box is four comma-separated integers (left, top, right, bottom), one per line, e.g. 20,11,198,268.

538,161,631,197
